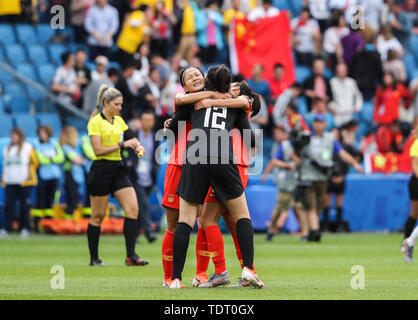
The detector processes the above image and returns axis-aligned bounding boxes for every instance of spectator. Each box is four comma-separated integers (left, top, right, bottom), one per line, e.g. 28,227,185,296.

303,57,333,110
374,72,412,126
361,0,384,33
115,62,139,121
91,55,109,81
306,97,335,132
116,4,150,67
291,7,321,67
223,0,245,30
323,10,349,69
125,110,158,243
329,63,363,127
306,0,330,32
60,126,85,219
359,129,379,155
269,63,289,101
402,0,418,34
84,0,119,60
383,49,407,83
410,78,418,117
150,54,171,85
136,68,161,116
340,25,364,66
196,0,225,64
0,128,38,238
82,68,115,114
150,1,176,59
349,36,383,101
52,52,80,105
175,0,198,63
272,83,303,129
0,0,22,23
376,24,404,61
247,0,279,22
247,64,272,106
74,48,92,108
32,125,65,232
376,119,405,153
388,0,413,49
70,0,94,43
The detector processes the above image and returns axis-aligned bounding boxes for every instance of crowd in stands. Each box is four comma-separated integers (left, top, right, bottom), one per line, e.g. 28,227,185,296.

0,0,418,234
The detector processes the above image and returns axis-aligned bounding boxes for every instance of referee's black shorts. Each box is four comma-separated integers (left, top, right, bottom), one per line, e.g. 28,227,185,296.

409,175,418,201
177,162,244,204
87,160,132,197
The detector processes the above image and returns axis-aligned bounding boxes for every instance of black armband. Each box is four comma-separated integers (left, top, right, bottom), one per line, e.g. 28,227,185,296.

123,128,136,141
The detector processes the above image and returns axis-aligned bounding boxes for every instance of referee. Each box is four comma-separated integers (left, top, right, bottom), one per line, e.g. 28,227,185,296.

86,85,148,266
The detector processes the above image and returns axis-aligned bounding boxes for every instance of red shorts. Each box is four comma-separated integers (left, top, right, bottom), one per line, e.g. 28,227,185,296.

162,164,182,210
204,165,248,203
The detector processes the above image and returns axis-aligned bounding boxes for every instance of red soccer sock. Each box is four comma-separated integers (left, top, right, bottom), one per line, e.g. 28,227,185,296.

205,225,226,275
232,234,244,269
195,228,210,275
162,229,174,280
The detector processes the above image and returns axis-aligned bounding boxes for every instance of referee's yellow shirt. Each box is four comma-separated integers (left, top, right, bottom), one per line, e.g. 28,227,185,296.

87,113,129,161
411,139,418,158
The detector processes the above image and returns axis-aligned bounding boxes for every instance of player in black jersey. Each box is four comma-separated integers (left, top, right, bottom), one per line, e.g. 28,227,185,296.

168,65,264,289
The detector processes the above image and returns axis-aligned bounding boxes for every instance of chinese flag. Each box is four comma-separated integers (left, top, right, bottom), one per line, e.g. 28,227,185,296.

366,153,411,174
230,12,295,85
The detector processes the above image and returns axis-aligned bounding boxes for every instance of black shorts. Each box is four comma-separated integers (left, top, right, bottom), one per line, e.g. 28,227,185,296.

177,162,244,204
327,180,346,195
409,175,418,201
87,160,132,197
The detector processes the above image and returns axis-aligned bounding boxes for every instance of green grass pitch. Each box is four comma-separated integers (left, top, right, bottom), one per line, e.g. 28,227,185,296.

0,232,417,300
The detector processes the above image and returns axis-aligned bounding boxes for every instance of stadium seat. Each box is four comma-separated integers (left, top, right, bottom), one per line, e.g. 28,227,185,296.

0,115,14,137
4,82,25,96
8,96,31,113
27,86,45,101
15,24,38,45
273,0,291,11
0,67,14,83
108,61,121,70
0,25,16,45
245,185,277,231
37,113,62,136
36,63,56,85
57,27,75,43
69,43,89,57
297,96,308,117
66,116,88,133
14,114,38,137
16,63,38,81
48,44,67,65
4,44,27,66
403,52,416,81
295,66,311,83
27,44,49,64
411,34,418,64
0,97,5,114
361,101,374,124
0,46,4,61
290,0,304,16
36,24,56,44
324,68,334,79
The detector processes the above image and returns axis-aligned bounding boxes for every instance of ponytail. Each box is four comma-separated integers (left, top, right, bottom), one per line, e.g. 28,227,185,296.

238,81,261,118
90,85,122,120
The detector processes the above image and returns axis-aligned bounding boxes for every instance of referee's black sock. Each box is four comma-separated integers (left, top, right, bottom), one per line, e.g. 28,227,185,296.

236,218,254,270
404,217,417,239
171,222,192,281
87,223,101,260
124,218,138,258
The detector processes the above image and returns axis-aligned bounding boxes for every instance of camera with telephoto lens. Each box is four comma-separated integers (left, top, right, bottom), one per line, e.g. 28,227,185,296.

289,123,311,156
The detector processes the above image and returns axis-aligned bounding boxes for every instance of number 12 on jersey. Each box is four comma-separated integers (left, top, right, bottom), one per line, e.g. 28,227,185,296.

203,107,228,130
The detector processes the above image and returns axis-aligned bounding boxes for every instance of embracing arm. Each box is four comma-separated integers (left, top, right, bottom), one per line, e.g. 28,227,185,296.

195,96,250,111
175,91,231,107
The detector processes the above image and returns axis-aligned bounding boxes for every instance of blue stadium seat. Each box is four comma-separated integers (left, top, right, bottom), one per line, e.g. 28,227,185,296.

324,68,334,79
85,61,96,71
69,43,89,57
35,100,57,113
0,68,14,83
290,0,304,16
273,0,291,10
57,27,74,43
411,34,418,64
361,101,374,124
8,96,31,113
4,82,25,96
67,116,88,133
0,97,5,113
16,63,37,80
4,44,27,66
0,115,14,137
245,185,277,231
0,25,16,45
37,113,62,136
27,44,49,64
36,63,56,84
36,24,56,44
48,43,67,65
15,24,38,45
14,114,38,137
297,96,308,117
403,52,416,81
108,61,121,70
295,66,311,83
0,46,4,61
27,86,45,101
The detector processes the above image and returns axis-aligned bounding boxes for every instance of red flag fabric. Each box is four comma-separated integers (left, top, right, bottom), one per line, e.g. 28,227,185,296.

230,12,295,86
365,153,411,174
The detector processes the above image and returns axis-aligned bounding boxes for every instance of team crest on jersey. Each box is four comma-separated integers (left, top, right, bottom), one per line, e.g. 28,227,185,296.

167,194,175,203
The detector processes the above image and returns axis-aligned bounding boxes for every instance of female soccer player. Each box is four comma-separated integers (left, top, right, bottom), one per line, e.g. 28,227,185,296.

402,126,418,263
169,65,264,289
86,85,147,266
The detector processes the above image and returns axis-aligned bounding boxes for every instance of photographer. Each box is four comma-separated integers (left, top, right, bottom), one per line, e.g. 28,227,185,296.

296,114,363,242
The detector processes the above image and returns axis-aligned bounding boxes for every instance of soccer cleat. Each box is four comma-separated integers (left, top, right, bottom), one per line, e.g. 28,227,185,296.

192,272,209,287
229,277,251,287
89,258,107,266
241,267,264,289
125,255,149,266
168,278,185,289
402,239,414,264
198,271,231,288
265,232,274,242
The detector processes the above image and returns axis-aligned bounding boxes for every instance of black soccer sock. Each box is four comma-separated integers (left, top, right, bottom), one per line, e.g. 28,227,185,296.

171,222,192,281
87,223,101,260
336,207,343,224
404,217,417,239
236,218,254,270
124,217,138,258
322,207,329,225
